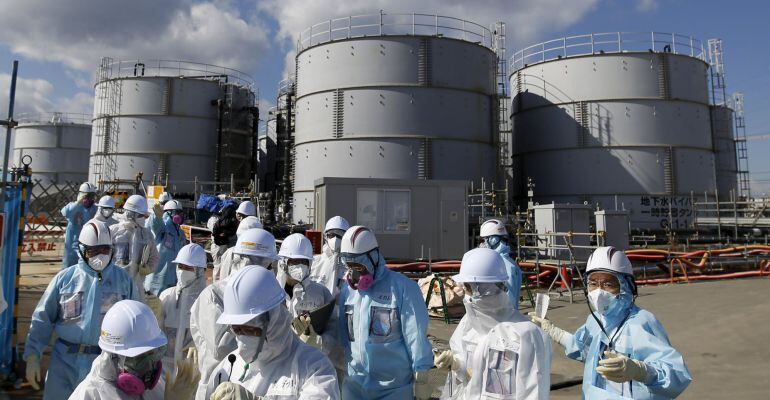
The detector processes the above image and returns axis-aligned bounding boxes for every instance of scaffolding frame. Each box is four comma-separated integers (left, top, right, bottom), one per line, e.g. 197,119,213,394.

733,92,751,198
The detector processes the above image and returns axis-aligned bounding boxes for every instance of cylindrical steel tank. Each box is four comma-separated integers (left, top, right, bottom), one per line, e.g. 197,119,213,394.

711,105,737,198
511,32,716,230
13,112,91,185
88,59,256,192
292,13,497,223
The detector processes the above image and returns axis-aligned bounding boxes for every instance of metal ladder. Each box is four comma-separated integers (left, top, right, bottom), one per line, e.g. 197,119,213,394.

92,57,121,190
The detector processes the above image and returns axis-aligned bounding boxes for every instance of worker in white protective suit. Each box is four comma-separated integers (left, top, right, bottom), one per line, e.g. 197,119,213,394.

436,248,552,399
215,227,275,282
235,200,256,221
69,300,199,399
211,216,262,282
110,194,160,308
310,216,350,296
158,243,207,378
277,234,334,345
189,228,278,400
205,265,340,400
92,195,119,228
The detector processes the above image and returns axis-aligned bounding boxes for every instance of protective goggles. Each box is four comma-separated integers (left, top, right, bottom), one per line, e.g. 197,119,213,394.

463,282,508,296
121,345,166,375
340,251,376,273
81,244,112,257
231,313,267,336
325,230,344,240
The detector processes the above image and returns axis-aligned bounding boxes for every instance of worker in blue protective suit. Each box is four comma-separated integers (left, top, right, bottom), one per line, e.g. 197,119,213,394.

145,199,186,296
338,226,434,400
530,246,692,399
146,191,172,235
479,219,522,309
24,220,139,400
60,182,98,269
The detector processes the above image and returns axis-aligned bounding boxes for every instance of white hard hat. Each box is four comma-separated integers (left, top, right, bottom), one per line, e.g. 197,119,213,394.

278,233,314,260
234,228,277,259
158,192,172,203
79,182,96,193
340,225,378,255
236,216,263,237
452,248,509,283
324,216,350,233
217,265,285,326
78,220,112,247
172,243,207,268
98,300,167,357
236,201,256,217
97,195,115,209
123,194,148,215
163,199,182,211
480,219,508,238
586,246,633,276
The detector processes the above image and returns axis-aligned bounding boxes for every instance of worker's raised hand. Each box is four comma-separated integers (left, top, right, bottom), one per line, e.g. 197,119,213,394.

153,203,163,219
165,347,201,400
25,354,41,390
291,315,311,336
597,351,651,383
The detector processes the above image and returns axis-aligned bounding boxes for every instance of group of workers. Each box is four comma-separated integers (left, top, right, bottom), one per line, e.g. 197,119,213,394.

22,182,693,399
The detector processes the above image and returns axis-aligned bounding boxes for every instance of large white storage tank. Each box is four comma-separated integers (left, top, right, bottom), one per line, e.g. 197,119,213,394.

13,112,91,185
511,32,716,230
291,13,498,223
88,59,257,192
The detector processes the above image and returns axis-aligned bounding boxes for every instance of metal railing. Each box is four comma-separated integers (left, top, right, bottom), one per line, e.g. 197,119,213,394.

511,32,706,71
297,12,493,51
16,112,92,125
97,59,254,88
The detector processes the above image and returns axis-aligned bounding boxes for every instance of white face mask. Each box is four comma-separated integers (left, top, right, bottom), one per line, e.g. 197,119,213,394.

287,263,309,281
100,208,114,219
88,254,111,271
327,237,341,253
236,334,264,363
588,289,616,315
176,269,197,287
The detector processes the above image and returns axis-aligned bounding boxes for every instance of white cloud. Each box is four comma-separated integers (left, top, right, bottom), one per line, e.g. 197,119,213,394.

256,0,599,78
0,73,55,115
0,0,270,75
636,0,659,12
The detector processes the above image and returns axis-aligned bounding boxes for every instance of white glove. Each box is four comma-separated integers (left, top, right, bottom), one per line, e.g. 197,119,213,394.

434,350,454,370
165,347,200,399
25,354,41,390
528,312,573,348
291,314,311,336
596,351,652,384
210,382,256,400
153,203,164,219
414,370,432,400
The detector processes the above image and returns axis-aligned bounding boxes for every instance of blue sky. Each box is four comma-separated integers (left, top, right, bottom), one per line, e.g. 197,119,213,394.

0,0,767,192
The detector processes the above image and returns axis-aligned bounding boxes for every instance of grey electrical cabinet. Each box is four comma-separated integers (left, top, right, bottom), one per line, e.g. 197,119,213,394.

313,177,468,260
533,204,592,260
595,210,630,250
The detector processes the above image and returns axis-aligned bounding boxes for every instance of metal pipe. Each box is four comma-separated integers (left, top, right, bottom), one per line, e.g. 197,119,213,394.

1,60,19,205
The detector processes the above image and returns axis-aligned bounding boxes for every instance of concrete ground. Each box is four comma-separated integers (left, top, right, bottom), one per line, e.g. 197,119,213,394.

4,258,769,399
